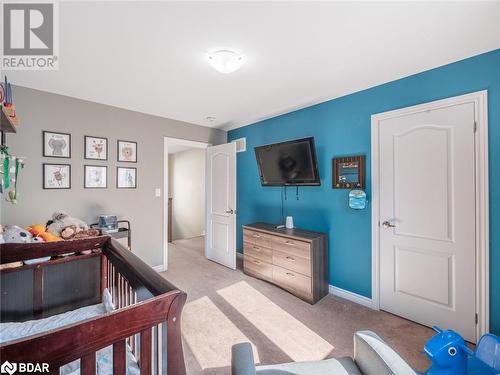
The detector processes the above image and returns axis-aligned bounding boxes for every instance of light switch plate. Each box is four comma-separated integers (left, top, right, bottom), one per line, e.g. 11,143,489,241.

155,188,161,197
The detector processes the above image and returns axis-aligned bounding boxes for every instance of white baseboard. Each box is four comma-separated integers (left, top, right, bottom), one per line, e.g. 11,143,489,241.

153,264,165,272
329,285,374,309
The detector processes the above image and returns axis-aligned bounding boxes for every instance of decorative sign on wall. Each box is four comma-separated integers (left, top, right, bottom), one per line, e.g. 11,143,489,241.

43,131,71,158
332,155,366,189
85,136,108,160
43,163,71,189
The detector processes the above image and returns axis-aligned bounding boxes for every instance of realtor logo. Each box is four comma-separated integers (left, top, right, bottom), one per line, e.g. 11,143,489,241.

1,1,59,70
0,361,17,375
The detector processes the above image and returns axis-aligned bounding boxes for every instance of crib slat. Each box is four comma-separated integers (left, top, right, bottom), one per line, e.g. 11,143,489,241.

101,255,108,295
113,340,126,375
140,328,152,375
81,352,96,375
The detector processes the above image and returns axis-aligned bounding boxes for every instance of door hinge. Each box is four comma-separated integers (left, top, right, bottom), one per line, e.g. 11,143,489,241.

475,313,479,324
474,122,477,133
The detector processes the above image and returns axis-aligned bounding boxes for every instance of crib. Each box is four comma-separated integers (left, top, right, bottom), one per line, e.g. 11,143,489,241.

0,236,187,375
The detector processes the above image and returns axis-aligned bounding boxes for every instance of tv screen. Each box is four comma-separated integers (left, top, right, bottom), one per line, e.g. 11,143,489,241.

254,137,320,186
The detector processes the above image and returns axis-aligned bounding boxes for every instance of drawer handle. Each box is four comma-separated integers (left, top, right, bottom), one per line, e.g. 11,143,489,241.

253,246,261,251
286,272,295,277
285,256,295,261
253,260,261,264
252,234,261,238
284,241,294,246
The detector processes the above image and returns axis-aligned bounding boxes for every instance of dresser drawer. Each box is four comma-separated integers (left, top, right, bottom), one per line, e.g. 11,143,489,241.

270,236,311,259
273,265,312,296
243,229,270,247
273,249,311,277
244,255,273,280
244,242,272,263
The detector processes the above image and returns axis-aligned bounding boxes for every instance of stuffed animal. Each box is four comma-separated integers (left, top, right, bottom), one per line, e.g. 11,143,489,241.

46,211,88,236
27,224,63,242
3,225,32,243
0,225,21,270
61,225,101,240
2,225,51,265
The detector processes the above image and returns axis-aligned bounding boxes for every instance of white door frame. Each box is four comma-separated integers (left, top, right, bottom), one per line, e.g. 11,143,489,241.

371,90,489,339
162,137,211,271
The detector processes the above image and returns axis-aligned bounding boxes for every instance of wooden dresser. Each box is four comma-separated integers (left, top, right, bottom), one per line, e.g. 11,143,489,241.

243,223,328,304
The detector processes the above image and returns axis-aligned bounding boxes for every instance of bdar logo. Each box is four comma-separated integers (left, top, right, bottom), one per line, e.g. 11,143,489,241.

1,361,17,375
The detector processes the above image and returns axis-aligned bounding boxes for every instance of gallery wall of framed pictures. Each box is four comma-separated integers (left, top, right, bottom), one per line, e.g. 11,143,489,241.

41,130,138,190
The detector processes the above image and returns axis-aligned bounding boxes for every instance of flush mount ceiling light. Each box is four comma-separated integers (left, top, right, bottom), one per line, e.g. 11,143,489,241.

207,49,245,74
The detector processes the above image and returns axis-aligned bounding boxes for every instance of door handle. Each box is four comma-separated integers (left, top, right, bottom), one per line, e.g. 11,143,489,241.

382,220,396,228
226,209,234,214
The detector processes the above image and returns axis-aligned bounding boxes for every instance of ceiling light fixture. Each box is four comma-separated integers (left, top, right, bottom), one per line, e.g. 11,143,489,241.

207,49,245,74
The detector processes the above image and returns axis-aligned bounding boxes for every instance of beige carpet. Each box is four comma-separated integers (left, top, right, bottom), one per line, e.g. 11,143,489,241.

160,236,433,375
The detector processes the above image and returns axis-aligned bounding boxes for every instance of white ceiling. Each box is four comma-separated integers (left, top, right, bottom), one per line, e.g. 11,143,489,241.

7,1,500,130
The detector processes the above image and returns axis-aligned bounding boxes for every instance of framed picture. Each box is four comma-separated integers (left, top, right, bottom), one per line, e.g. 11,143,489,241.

332,155,366,189
43,131,71,158
43,164,71,189
117,140,137,163
84,136,108,160
117,167,137,189
84,165,107,188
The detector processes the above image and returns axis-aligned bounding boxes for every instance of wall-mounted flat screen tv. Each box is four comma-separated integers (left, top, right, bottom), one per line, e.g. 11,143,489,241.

254,137,320,186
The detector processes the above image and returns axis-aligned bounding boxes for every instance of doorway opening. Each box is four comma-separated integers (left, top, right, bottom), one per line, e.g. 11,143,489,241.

163,137,210,271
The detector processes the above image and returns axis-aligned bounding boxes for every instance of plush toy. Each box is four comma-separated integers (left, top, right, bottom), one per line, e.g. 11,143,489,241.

46,211,88,236
60,225,101,254
61,225,101,240
0,225,21,270
27,224,63,242
3,225,32,243
2,225,51,265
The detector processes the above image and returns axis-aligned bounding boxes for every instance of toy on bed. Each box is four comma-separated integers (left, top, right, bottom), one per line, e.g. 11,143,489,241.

423,326,500,375
27,224,63,242
46,211,89,236
1,225,52,267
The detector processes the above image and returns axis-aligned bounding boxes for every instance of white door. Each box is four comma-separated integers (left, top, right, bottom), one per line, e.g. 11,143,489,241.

378,102,476,342
205,143,237,269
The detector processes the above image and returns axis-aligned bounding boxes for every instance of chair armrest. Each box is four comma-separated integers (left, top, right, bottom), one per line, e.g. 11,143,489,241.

231,343,257,375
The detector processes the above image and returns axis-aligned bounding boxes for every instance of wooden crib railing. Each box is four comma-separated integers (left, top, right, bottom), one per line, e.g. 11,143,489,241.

0,236,187,375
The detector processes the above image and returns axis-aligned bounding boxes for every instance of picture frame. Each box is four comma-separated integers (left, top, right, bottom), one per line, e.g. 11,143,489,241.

43,131,71,158
43,163,71,189
332,155,366,189
84,136,108,160
117,140,137,163
84,165,107,189
117,167,137,189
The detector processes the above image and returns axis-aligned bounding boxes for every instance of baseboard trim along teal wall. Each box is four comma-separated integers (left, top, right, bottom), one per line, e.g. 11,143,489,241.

228,49,500,335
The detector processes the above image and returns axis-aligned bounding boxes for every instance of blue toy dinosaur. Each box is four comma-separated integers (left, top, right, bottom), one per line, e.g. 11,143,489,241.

423,326,500,375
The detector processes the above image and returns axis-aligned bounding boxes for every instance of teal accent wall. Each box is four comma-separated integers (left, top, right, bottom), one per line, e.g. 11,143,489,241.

228,49,500,334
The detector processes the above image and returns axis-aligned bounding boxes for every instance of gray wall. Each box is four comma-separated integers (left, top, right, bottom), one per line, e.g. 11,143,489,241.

168,148,205,241
1,86,226,266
